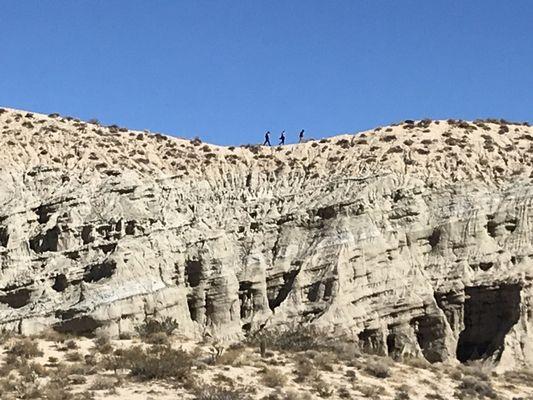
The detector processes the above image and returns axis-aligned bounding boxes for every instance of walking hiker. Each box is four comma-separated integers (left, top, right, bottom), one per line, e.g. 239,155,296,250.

299,129,305,143
279,130,285,145
263,131,271,146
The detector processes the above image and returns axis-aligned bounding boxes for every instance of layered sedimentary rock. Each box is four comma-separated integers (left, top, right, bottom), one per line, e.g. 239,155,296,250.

0,108,532,368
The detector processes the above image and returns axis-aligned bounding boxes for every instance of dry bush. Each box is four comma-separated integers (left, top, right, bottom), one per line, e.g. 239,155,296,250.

249,325,350,355
121,344,193,381
260,367,287,388
354,384,385,400
136,317,178,340
93,334,113,354
90,376,116,390
394,384,411,400
402,356,430,369
215,346,246,366
454,375,497,399
503,368,533,386
293,355,320,383
65,351,83,362
312,376,334,398
193,385,252,400
7,337,43,359
363,357,392,378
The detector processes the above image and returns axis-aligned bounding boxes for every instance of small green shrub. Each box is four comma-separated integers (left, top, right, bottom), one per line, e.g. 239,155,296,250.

121,345,193,381
136,317,178,339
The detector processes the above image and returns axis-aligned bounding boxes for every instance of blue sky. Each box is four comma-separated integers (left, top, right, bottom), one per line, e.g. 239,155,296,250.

0,1,531,145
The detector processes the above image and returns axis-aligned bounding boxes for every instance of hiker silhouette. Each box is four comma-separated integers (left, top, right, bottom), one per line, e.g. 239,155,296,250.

279,130,285,145
263,131,271,146
299,129,305,143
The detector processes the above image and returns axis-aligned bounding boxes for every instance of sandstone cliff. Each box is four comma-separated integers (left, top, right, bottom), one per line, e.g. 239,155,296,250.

0,108,532,369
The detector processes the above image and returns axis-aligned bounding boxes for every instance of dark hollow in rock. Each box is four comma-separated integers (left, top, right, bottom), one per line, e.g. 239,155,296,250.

0,225,9,247
428,228,441,250
81,225,94,244
0,288,31,308
239,281,260,320
185,260,202,287
33,204,54,224
413,313,449,362
268,268,300,310
358,328,386,356
53,316,101,336
456,284,521,363
52,274,68,292
316,205,336,220
29,226,60,253
83,261,117,283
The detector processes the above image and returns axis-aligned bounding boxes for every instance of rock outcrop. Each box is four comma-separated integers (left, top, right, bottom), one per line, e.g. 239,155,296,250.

0,108,532,369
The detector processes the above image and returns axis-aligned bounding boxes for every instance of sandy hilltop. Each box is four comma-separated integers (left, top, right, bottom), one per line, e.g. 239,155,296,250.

0,107,532,399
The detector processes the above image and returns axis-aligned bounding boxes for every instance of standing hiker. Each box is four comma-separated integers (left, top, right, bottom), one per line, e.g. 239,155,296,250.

299,129,305,143
263,131,271,146
279,130,286,145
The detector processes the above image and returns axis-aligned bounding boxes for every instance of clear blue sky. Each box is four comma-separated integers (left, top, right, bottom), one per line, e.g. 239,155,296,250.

0,1,531,145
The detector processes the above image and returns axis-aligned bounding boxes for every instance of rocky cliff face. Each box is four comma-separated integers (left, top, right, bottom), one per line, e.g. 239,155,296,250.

0,108,532,369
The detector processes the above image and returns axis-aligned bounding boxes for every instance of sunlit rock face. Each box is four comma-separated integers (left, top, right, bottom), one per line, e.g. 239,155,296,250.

0,108,532,369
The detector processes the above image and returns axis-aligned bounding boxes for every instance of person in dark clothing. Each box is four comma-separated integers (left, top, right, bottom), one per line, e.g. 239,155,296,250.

279,130,285,145
299,129,305,143
263,131,271,146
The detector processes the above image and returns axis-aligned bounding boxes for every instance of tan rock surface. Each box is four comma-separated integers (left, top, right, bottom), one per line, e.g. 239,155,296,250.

0,108,532,369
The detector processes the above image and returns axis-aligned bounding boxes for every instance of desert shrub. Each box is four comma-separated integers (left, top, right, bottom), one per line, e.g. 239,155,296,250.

144,332,170,345
121,345,193,381
260,367,287,388
387,146,403,154
354,384,385,400
336,138,351,148
65,351,83,362
242,144,261,154
193,385,252,400
90,376,115,390
293,356,319,383
364,357,391,378
136,317,178,339
249,325,335,353
7,337,43,359
455,375,497,399
498,125,509,134
191,137,202,146
382,134,396,142
93,335,113,354
425,393,446,400
215,346,245,366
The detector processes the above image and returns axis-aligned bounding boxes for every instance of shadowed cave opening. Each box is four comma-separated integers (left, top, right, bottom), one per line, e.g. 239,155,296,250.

0,288,31,308
52,274,68,292
185,260,202,287
456,284,521,363
29,226,60,253
53,316,101,336
0,226,9,247
268,268,300,311
83,261,117,283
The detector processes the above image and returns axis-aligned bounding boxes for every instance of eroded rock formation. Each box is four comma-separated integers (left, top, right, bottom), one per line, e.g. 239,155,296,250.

0,108,532,369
